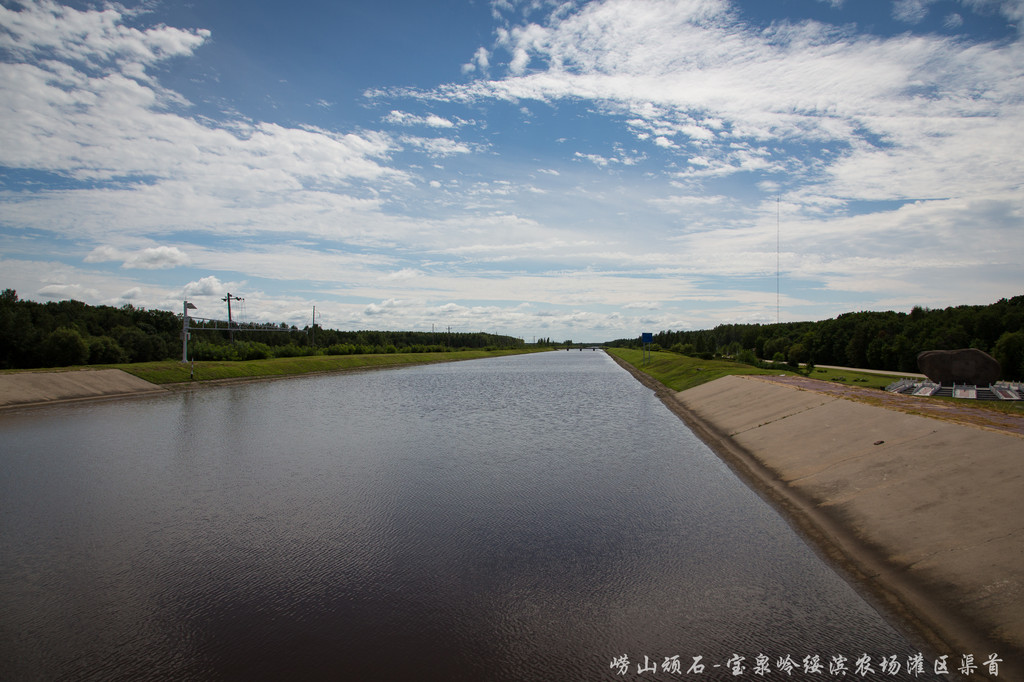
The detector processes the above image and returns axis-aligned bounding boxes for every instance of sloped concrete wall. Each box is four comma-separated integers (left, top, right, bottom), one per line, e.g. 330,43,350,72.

0,369,163,408
673,375,1023,677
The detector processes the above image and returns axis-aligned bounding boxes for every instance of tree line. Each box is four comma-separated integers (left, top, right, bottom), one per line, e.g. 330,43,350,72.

0,289,524,369
608,295,1024,380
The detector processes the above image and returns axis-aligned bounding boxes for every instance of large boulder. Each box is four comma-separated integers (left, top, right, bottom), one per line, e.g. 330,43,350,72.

917,348,1001,385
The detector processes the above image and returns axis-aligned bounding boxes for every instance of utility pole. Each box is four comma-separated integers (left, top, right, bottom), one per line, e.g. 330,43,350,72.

311,305,321,347
777,195,781,325
222,292,243,341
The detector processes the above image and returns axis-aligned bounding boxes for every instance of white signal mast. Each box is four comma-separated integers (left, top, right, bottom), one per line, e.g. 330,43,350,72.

181,300,198,362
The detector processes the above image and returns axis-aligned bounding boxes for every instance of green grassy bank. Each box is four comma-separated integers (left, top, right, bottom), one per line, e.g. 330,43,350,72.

607,348,1024,416
3,348,543,385
607,347,912,392
606,348,799,391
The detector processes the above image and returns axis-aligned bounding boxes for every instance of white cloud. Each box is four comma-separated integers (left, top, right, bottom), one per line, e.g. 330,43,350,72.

2,0,1022,341
122,246,190,269
183,275,225,297
0,0,210,70
437,0,1024,204
0,1,405,242
382,268,423,281
84,245,123,264
364,298,403,316
650,193,729,212
574,152,611,167
384,110,456,128
474,46,490,70
893,0,932,23
83,244,190,269
38,283,99,299
462,46,491,74
399,135,472,156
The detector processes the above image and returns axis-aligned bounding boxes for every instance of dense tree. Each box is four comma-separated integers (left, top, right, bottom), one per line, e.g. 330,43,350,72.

0,289,525,369
993,331,1024,380
609,295,1024,378
88,336,130,364
42,327,90,367
787,343,809,367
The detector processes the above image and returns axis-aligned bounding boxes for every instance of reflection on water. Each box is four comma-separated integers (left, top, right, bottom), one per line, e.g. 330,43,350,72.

1,352,928,680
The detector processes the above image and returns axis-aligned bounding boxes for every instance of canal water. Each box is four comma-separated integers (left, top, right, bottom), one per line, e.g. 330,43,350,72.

1,351,933,680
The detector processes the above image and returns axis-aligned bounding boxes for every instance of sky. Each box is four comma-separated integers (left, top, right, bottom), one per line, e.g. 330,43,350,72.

1,0,1022,342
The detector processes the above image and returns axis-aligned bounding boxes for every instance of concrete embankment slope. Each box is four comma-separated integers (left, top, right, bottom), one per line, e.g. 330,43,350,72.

0,369,164,408
671,374,1023,676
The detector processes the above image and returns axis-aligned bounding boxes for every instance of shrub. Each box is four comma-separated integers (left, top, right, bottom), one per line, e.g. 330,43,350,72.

137,334,169,362
190,341,237,361
993,331,1024,380
89,336,129,364
271,344,304,358
272,344,317,358
42,327,90,367
736,349,759,366
787,343,809,367
235,341,272,361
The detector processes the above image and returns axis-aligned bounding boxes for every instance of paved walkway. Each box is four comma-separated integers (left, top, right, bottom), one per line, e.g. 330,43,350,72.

810,363,927,378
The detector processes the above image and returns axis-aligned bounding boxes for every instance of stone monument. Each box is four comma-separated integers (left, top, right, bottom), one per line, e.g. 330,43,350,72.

916,348,1001,386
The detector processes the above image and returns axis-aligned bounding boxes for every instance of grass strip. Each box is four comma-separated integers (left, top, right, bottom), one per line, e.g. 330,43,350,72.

606,348,919,392
606,348,799,392
609,348,1024,417
104,349,541,385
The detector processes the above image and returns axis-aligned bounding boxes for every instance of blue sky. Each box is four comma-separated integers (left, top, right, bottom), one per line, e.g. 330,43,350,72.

1,0,1022,342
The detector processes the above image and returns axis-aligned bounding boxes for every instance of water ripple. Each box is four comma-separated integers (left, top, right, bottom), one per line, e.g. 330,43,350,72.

1,352,927,680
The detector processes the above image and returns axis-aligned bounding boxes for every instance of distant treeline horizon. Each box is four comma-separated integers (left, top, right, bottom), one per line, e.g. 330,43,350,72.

608,295,1024,380
4,289,1023,378
0,289,524,369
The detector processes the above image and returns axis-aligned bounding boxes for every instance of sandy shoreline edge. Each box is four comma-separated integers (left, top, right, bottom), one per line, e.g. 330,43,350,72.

608,352,1023,680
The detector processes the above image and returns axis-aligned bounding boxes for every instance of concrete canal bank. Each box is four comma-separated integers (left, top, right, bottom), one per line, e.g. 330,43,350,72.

0,369,165,408
613,357,1023,678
